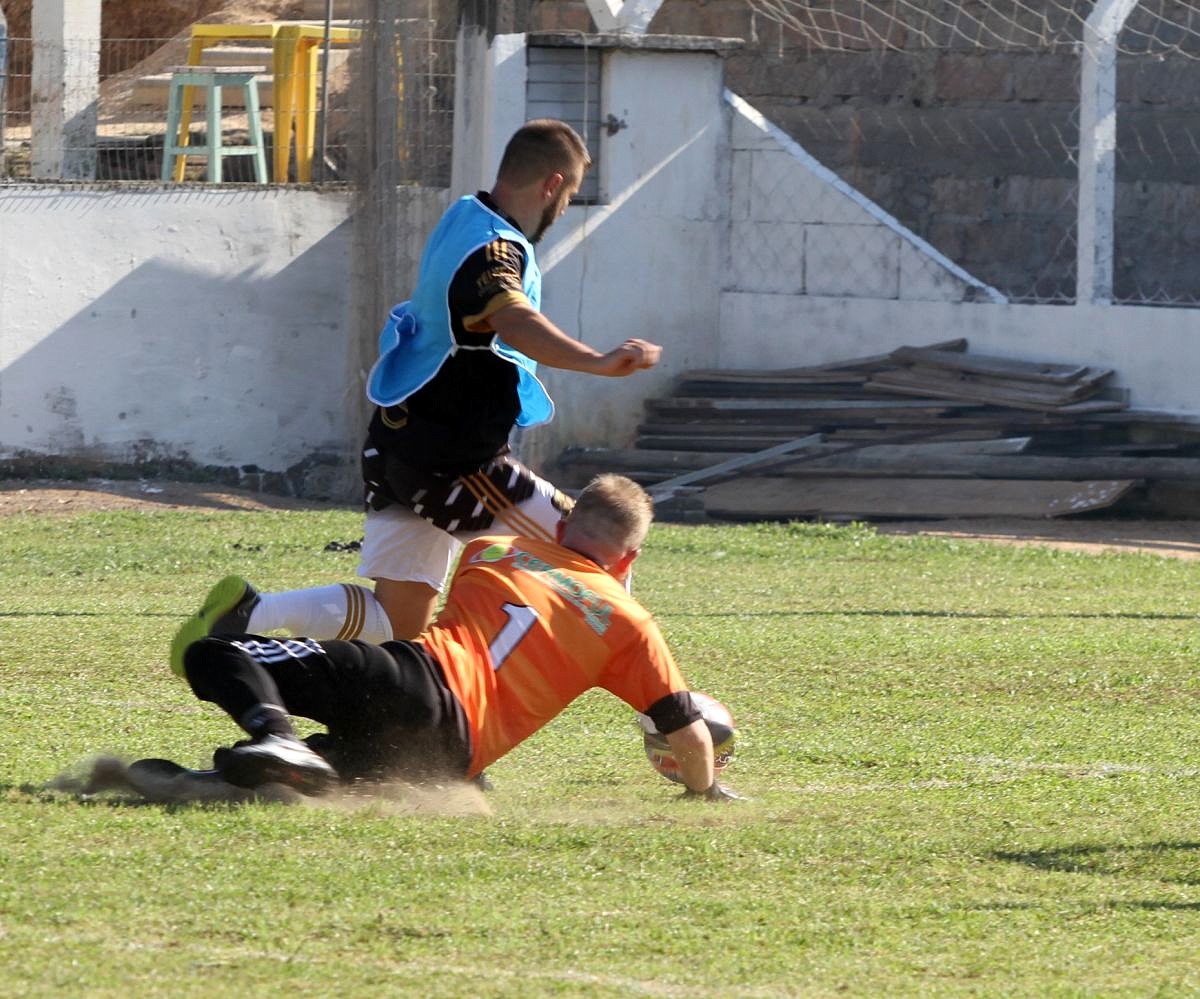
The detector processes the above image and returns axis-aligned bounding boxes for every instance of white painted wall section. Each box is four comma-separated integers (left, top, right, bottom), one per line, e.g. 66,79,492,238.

0,187,357,470
526,46,729,467
720,292,1200,414
451,31,529,196
31,0,101,180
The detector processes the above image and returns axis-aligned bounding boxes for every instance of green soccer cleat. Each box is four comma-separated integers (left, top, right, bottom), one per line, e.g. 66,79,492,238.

169,575,260,677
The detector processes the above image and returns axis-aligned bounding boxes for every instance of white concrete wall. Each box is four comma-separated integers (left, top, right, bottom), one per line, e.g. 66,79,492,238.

450,30,530,197
522,45,730,468
716,90,1200,415
7,33,1200,497
0,183,449,494
725,91,1003,305
1,187,355,479
721,294,1200,411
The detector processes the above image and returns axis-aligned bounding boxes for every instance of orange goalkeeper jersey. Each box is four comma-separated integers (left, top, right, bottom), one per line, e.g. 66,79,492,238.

419,535,689,777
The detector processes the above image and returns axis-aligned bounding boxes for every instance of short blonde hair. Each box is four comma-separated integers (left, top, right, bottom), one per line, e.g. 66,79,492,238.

562,474,654,556
497,119,591,187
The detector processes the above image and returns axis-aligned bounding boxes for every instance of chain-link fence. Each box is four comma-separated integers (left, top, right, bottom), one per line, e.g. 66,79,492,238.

730,88,1003,305
1110,2,1200,306
742,0,1200,307
0,17,454,188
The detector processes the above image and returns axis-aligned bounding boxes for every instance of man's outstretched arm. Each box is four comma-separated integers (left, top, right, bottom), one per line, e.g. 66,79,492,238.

489,302,661,377
665,718,747,801
664,718,716,794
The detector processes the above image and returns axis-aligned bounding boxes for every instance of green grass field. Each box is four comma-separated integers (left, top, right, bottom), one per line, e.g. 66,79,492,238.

3,507,1200,997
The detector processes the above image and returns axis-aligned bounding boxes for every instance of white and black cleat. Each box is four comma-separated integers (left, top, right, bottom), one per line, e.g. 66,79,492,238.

216,734,339,796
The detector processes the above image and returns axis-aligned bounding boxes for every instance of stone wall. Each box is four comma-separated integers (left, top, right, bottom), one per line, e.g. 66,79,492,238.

527,1,1200,305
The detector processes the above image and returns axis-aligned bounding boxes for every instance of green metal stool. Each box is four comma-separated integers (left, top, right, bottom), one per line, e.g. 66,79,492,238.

161,65,268,183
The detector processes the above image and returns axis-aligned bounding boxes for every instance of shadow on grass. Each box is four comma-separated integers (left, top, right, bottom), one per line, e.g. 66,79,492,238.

660,609,1197,621
11,781,239,812
957,899,1200,912
993,841,1200,885
0,611,179,618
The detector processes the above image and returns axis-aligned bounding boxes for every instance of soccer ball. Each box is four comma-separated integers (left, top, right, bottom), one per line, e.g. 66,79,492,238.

637,691,736,784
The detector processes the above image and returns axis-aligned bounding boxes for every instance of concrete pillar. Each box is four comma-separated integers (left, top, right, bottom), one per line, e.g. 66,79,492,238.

450,28,528,195
31,0,101,180
1076,0,1139,305
1,8,8,178
460,0,531,39
584,0,664,33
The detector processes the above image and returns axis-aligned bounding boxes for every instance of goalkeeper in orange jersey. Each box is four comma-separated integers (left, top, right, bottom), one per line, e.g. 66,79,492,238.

177,474,743,801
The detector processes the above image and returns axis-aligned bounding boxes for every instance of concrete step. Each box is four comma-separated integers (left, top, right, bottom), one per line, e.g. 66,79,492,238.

199,44,350,73
298,0,372,19
134,46,351,110
199,45,273,69
132,73,275,110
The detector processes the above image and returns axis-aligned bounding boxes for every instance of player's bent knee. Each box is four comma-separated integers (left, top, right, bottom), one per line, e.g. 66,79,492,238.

373,578,439,640
181,636,244,701
341,583,394,643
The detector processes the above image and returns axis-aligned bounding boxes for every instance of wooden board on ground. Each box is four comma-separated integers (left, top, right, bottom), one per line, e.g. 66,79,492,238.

888,346,1096,384
762,453,1200,480
647,396,976,415
676,338,967,384
636,434,800,452
703,477,1137,521
647,433,824,502
559,438,1033,478
867,369,1127,413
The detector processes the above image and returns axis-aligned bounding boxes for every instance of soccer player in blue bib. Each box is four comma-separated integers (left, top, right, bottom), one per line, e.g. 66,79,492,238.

172,119,661,669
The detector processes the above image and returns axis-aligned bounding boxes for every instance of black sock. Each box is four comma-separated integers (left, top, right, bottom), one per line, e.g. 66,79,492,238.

238,703,295,740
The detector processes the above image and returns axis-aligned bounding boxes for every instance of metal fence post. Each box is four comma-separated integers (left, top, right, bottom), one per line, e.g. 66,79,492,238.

315,0,332,183
0,9,8,178
1076,0,1141,306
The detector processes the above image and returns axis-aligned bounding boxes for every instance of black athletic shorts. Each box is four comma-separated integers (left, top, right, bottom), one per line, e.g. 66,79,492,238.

212,636,472,782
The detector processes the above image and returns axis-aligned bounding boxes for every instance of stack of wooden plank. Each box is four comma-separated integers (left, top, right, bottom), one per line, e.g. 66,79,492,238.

556,339,1200,521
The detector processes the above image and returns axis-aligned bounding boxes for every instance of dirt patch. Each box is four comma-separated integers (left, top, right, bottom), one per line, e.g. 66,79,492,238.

5,478,1200,559
0,478,347,515
874,517,1200,560
0,1,300,44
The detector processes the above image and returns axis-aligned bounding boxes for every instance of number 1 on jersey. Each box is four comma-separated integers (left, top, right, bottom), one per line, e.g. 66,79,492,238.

489,602,539,670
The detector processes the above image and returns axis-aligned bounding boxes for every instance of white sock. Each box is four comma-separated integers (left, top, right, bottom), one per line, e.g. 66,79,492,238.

247,583,394,643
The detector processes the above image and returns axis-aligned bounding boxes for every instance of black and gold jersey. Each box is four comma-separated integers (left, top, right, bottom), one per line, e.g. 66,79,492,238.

367,192,532,478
